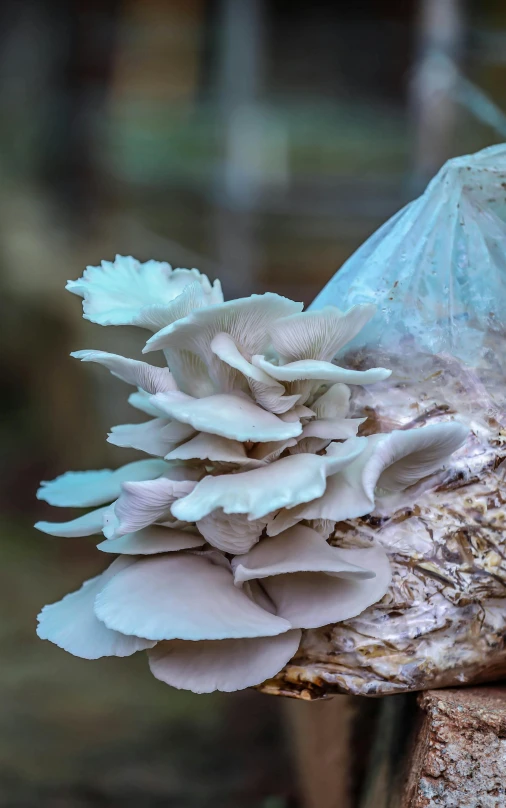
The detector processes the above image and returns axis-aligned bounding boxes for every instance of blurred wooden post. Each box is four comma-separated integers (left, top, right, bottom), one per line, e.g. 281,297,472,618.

358,695,416,808
285,696,357,808
411,0,466,188
214,0,266,296
285,695,389,808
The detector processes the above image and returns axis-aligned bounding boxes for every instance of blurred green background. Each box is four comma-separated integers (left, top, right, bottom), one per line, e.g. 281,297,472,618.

1,1,506,805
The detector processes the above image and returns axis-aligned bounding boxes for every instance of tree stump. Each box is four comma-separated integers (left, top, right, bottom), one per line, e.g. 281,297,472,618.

286,687,506,807
400,686,506,808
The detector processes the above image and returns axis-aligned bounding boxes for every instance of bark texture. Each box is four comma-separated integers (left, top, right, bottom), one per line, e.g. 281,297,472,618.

401,687,506,808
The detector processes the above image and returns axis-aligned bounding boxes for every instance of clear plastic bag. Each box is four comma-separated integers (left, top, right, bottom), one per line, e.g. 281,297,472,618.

313,145,506,429
313,144,506,366
263,146,506,699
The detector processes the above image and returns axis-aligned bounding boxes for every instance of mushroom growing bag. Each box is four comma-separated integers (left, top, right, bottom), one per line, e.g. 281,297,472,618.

262,144,506,698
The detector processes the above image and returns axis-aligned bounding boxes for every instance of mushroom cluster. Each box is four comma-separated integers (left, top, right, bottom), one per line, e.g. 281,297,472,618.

36,257,468,693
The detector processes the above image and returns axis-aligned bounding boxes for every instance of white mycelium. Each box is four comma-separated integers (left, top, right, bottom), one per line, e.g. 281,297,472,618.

35,256,468,693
